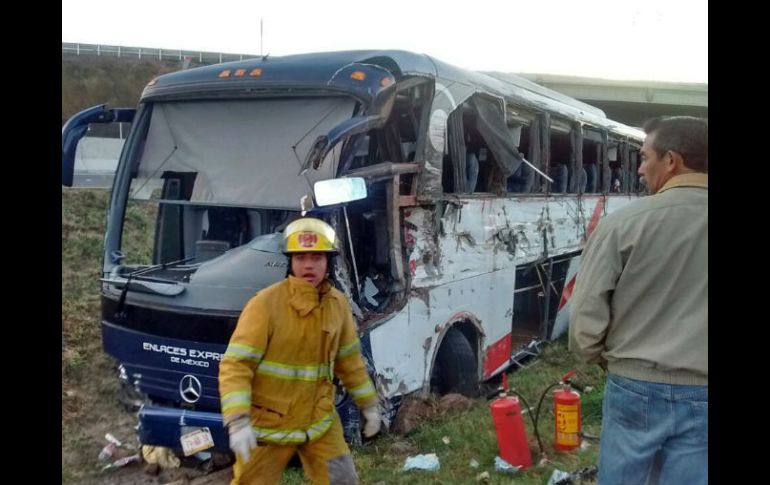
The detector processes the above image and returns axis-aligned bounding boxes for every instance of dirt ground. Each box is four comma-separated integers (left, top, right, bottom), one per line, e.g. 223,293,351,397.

99,465,232,485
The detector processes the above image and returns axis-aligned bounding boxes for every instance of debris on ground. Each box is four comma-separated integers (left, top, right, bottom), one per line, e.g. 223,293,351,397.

441,436,450,445
494,456,520,474
476,470,490,482
98,442,117,461
402,453,440,471
548,469,570,484
142,445,182,469
469,458,479,468
580,430,600,442
97,433,125,461
547,466,599,484
101,453,141,471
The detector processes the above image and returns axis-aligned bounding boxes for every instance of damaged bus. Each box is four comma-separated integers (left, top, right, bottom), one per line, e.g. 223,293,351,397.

61,50,645,453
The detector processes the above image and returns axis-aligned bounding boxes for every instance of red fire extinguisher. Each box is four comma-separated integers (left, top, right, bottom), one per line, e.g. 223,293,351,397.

490,374,533,469
553,369,582,451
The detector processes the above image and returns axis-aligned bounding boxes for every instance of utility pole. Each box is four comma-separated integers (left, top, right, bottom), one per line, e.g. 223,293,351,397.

260,18,263,57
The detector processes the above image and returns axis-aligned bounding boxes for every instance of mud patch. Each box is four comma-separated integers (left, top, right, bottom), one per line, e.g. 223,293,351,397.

391,393,477,435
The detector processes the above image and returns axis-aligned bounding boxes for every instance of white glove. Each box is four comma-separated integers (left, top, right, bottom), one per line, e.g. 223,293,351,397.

228,416,257,462
361,405,382,438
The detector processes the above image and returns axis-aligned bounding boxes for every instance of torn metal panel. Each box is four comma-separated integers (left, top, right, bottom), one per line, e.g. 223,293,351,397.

405,196,622,288
367,270,513,400
374,194,638,394
368,304,418,399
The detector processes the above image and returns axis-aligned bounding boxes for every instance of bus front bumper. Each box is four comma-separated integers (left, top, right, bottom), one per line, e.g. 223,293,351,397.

137,404,230,453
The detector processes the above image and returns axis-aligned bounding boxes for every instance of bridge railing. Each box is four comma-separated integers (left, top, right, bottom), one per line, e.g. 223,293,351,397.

62,42,257,64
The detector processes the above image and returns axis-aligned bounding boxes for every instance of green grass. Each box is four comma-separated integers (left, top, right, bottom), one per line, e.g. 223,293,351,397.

62,187,605,484
332,339,604,485
62,188,155,484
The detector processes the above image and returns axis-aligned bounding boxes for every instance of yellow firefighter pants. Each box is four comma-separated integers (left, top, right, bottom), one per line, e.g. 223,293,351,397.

230,416,357,485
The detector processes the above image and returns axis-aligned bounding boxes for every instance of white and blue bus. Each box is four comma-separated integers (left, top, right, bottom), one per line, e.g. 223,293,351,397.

62,50,644,453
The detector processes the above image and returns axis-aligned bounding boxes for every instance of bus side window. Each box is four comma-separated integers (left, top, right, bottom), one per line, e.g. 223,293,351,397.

548,128,571,194
506,124,535,194
443,106,468,193
581,129,603,194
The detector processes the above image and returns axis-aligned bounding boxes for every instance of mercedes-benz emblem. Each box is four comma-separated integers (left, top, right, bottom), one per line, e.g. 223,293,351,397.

179,374,202,403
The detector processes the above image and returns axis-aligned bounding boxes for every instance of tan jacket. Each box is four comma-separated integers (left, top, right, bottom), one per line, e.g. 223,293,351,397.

569,173,708,385
219,276,377,444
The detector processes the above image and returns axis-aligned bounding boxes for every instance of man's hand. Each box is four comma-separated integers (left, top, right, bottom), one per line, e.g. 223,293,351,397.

361,405,381,438
228,416,257,462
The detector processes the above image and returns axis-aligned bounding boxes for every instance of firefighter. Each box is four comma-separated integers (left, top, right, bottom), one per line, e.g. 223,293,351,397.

218,217,381,485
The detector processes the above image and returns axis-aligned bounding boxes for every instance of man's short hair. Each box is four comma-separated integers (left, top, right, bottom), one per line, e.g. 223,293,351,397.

643,116,708,173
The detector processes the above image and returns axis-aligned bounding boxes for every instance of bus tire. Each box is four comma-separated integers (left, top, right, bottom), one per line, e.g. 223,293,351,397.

431,328,479,397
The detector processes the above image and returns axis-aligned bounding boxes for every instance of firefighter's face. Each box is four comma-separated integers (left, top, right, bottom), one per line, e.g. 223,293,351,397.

291,252,328,287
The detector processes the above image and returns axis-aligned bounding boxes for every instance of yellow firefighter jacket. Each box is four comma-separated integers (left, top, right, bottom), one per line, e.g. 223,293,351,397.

219,275,377,444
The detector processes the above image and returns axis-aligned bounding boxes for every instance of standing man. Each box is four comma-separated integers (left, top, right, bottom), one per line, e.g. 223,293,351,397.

219,217,381,485
569,116,707,485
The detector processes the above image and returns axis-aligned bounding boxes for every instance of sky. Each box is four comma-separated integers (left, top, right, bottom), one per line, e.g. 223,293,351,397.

62,0,707,83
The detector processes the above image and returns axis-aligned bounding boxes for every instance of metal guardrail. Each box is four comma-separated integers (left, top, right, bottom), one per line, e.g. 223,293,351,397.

62,42,257,65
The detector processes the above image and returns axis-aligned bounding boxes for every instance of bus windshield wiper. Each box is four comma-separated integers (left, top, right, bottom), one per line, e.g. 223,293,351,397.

113,256,195,320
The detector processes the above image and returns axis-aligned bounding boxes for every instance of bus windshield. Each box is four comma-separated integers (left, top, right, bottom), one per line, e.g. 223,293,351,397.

130,97,356,209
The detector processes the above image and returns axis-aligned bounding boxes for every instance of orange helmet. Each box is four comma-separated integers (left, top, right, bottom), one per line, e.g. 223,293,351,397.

282,217,339,255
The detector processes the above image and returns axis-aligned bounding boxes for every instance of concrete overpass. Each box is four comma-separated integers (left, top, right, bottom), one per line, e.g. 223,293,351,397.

514,73,707,127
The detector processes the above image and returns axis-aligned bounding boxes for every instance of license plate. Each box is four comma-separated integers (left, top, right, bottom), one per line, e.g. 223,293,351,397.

180,427,214,456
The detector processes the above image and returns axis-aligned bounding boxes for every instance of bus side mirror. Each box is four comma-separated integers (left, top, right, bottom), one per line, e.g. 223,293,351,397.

314,177,367,206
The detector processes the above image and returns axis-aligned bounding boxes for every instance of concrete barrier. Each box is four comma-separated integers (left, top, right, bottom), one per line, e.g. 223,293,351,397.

74,137,123,172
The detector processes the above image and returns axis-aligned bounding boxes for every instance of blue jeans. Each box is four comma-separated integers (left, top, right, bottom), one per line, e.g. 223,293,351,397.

598,373,708,485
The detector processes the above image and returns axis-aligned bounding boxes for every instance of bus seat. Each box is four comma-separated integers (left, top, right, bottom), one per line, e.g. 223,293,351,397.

198,207,250,253
584,164,597,193
549,163,568,193
195,240,231,262
577,167,587,194
507,162,534,193
466,151,479,193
